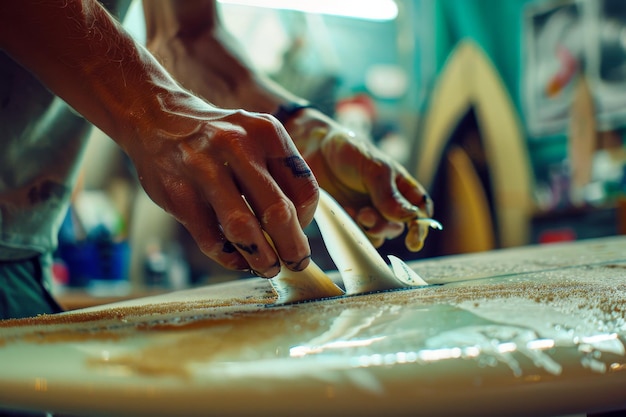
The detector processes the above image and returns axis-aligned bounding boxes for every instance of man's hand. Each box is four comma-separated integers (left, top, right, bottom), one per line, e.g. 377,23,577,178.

0,0,319,278
142,0,435,253
284,108,434,251
126,96,318,277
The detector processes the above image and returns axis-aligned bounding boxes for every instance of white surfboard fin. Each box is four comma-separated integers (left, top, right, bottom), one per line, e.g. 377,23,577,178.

270,189,434,303
388,255,429,286
269,260,345,305
315,189,410,295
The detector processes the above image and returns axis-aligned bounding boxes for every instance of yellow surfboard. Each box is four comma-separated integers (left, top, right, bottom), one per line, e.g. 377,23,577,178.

414,40,534,249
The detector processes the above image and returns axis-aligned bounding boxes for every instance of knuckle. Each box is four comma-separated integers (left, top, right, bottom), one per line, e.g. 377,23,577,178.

257,114,289,140
179,122,246,160
197,238,226,260
260,198,294,226
211,129,246,157
256,111,280,127
232,110,278,132
221,209,258,240
214,125,244,143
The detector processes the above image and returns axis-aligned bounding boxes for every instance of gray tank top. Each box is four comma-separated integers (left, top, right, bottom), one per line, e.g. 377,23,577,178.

0,52,92,260
0,0,136,260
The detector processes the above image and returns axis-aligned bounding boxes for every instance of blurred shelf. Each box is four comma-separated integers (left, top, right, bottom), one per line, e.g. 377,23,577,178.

530,204,620,244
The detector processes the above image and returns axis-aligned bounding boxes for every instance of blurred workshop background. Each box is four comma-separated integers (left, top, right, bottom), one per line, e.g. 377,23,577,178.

53,0,626,306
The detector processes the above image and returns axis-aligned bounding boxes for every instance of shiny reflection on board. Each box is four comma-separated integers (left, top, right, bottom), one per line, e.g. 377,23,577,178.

4,284,623,386
282,298,626,379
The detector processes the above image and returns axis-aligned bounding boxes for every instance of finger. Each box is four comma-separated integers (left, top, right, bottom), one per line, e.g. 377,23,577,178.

319,131,369,193
224,117,316,272
269,153,319,229
395,167,433,217
356,206,377,230
164,184,250,272
359,159,422,222
257,194,312,272
233,160,314,272
405,219,430,252
203,172,282,278
320,132,423,222
267,154,319,271
356,206,404,241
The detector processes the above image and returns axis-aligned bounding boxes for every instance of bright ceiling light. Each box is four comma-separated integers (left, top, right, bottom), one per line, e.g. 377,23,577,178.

217,0,398,21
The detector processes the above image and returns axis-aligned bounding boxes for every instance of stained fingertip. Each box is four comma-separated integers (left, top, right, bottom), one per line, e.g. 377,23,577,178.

267,262,282,277
405,221,426,252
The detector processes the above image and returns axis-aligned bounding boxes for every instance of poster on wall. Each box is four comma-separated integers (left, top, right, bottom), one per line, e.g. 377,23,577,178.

523,0,626,138
587,0,626,130
523,0,584,137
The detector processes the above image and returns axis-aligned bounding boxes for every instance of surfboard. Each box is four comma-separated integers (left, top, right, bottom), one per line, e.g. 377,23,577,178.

413,40,534,249
0,235,625,417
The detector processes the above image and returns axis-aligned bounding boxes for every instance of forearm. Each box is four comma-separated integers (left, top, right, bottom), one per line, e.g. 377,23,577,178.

143,0,303,115
0,0,193,151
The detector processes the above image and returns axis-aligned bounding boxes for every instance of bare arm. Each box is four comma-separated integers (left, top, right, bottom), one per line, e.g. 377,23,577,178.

0,0,161,144
0,0,318,277
143,0,434,250
142,0,302,113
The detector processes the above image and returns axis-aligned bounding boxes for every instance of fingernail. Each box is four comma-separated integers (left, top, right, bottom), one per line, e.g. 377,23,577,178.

250,269,266,278
403,203,420,215
252,261,281,278
284,255,311,271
